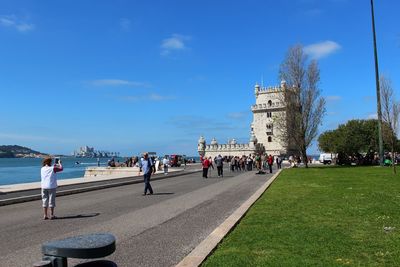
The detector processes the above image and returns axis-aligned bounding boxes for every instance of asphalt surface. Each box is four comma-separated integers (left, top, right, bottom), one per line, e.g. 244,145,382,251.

0,166,275,267
0,165,200,205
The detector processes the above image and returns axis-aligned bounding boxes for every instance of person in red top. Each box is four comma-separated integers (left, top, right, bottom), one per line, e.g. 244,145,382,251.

202,157,211,178
267,154,274,173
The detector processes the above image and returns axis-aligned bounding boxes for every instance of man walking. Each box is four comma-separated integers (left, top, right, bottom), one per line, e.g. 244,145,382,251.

138,152,155,195
267,154,274,173
276,156,282,169
201,156,211,178
215,154,224,177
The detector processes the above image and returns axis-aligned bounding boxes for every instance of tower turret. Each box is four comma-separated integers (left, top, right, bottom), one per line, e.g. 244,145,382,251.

211,137,218,146
280,80,287,89
197,136,206,156
254,83,260,97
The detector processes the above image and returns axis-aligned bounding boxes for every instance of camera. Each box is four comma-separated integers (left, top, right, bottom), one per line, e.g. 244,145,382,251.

55,157,60,164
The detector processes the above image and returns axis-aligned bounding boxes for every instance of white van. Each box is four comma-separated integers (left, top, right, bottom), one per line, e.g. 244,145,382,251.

319,153,334,165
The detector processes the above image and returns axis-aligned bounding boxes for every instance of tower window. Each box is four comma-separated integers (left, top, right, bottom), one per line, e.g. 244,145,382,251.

268,136,272,142
268,100,272,107
267,112,272,118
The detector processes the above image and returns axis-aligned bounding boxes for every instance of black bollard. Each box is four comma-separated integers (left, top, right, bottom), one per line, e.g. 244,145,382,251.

74,260,117,267
33,260,52,267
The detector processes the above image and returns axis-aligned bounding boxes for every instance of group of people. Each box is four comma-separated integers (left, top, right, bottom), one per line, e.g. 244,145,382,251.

200,154,283,178
108,155,172,173
200,155,224,178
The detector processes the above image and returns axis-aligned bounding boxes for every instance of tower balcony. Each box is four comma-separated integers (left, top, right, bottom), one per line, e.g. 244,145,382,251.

251,102,283,112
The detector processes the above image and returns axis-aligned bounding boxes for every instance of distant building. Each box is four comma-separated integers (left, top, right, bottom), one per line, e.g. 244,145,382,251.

73,146,119,158
198,81,288,158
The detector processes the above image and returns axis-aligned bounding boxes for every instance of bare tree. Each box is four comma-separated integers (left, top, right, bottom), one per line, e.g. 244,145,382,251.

275,45,326,167
380,75,400,173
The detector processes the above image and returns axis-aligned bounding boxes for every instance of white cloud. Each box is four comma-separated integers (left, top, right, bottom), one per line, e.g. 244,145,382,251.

119,18,131,31
88,79,149,87
304,41,341,59
227,111,249,120
326,95,341,101
161,34,191,56
119,93,175,102
367,113,378,119
0,15,34,32
148,93,175,101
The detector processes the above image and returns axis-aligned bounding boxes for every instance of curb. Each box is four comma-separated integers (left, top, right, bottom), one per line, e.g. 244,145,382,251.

0,169,202,206
175,169,282,267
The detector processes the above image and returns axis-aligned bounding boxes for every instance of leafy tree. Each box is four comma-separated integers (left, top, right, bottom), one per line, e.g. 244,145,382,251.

318,130,338,152
318,119,397,165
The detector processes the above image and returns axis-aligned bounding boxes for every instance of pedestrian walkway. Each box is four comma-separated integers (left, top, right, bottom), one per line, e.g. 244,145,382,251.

0,168,184,194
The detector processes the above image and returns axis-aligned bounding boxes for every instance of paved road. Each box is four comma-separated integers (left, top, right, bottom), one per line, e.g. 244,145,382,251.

0,165,201,204
0,167,275,267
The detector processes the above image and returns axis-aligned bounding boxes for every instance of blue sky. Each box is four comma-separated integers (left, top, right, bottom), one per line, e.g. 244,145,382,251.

0,0,399,156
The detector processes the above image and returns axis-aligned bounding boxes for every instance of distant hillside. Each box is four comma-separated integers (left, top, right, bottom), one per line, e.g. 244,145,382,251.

0,145,47,158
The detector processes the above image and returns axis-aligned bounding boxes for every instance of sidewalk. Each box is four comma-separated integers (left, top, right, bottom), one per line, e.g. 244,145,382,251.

0,166,201,206
0,168,182,194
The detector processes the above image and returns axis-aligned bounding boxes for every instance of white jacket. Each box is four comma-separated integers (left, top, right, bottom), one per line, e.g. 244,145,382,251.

41,166,58,189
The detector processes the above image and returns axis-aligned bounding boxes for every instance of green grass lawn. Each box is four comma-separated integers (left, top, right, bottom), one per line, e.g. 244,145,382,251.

202,166,400,266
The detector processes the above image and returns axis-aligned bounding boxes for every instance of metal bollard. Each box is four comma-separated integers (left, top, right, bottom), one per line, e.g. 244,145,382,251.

33,260,52,267
43,255,68,267
74,260,117,266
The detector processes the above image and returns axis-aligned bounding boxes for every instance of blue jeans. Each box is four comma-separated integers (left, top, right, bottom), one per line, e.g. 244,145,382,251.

144,173,153,194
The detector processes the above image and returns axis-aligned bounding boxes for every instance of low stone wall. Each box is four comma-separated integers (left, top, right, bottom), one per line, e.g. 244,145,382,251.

84,167,140,177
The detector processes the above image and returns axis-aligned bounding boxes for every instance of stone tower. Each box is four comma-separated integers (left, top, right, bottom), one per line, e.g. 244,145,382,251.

251,81,287,155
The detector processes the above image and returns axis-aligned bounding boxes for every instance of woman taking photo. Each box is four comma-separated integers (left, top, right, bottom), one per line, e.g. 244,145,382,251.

41,156,63,220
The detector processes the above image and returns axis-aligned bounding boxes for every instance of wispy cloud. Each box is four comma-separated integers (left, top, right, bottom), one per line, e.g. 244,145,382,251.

119,93,175,102
0,15,34,32
148,93,174,101
304,8,323,16
367,113,378,119
326,95,341,101
161,34,191,56
88,79,150,88
119,18,131,31
227,111,250,120
0,132,76,143
188,75,207,83
168,115,240,135
363,96,374,103
304,41,341,59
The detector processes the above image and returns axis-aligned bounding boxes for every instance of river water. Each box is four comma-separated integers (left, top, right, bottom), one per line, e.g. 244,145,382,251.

0,157,118,186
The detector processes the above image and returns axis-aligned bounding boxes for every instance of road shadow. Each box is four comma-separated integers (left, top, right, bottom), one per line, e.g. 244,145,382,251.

54,213,100,220
151,192,174,196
